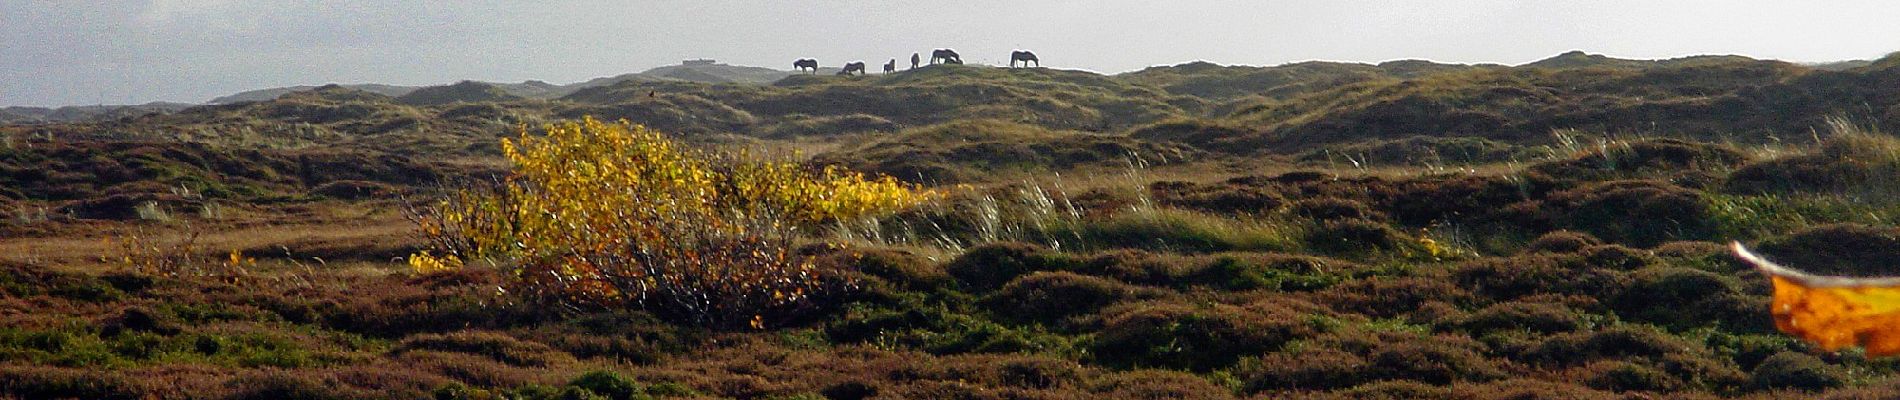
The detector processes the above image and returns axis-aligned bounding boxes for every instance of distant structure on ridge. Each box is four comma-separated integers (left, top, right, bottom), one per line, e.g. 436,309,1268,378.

682,59,717,66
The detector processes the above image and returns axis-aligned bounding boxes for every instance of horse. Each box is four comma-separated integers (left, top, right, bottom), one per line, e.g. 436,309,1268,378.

883,59,897,74
837,61,867,76
930,49,962,65
1010,50,1039,68
910,53,921,69
793,59,818,74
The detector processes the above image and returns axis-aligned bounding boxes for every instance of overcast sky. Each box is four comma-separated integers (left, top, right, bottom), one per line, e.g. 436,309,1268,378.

3,1,1896,107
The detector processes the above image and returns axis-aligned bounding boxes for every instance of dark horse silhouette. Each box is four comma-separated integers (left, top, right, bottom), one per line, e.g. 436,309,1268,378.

1010,50,1039,68
883,59,897,73
837,61,867,76
930,49,962,65
793,59,818,74
911,53,921,69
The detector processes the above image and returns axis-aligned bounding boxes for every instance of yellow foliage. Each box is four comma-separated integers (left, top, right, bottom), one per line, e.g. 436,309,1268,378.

410,117,934,327
1733,242,1900,356
408,251,461,274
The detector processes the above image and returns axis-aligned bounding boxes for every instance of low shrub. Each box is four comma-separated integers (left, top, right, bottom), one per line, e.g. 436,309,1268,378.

1451,254,1633,301
1507,179,1715,247
943,242,1062,292
1363,340,1505,385
1312,380,1454,400
980,271,1156,325
1291,197,1386,221
1317,277,1478,318
1750,351,1845,391
1149,180,1286,215
1065,251,1355,292
1611,266,1769,332
1087,369,1234,400
825,301,1076,355
822,247,947,290
1577,360,1682,392
392,331,574,367
1520,325,1694,366
0,366,147,400
1242,347,1372,391
223,371,353,400
1454,301,1587,335
1725,119,1900,198
1755,223,1900,277
1529,138,1749,184
819,380,877,400
1522,230,1602,254
1448,378,1619,400
1305,218,1409,255
567,370,642,400
1091,299,1325,371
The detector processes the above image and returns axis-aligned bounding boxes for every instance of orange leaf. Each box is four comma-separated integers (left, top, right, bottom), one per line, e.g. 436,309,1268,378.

1734,242,1900,356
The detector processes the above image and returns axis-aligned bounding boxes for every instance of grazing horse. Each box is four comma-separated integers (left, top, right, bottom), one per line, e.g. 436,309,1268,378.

884,59,897,73
930,49,962,65
837,61,867,76
793,59,818,74
911,53,921,69
1010,50,1040,68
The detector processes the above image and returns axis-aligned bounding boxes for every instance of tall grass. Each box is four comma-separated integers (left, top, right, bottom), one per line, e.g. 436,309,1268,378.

832,155,1302,256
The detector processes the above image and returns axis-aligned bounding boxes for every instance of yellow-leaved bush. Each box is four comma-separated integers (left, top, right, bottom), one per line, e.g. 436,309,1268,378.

410,117,935,328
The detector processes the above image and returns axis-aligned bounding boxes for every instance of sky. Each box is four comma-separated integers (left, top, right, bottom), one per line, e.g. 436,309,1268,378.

2,0,1896,107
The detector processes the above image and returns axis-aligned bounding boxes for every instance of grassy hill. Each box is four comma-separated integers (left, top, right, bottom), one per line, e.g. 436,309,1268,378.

6,51,1900,399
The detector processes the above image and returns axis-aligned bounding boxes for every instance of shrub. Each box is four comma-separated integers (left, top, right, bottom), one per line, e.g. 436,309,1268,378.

1175,252,1352,291
1455,301,1586,334
1291,197,1386,221
1750,351,1845,391
1522,230,1602,253
1652,241,1724,259
0,366,146,400
1313,380,1454,400
943,242,1060,292
432,383,507,400
981,271,1154,325
568,370,642,400
1149,180,1285,214
1243,348,1371,391
819,380,877,400
822,248,947,290
1363,340,1505,385
1521,325,1692,366
1451,254,1633,301
101,306,183,336
1725,118,1900,198
1529,138,1749,184
1317,277,1478,318
410,118,934,329
223,371,350,400
392,331,573,367
1508,179,1715,247
1578,360,1682,392
825,300,1075,355
1448,378,1619,400
1087,369,1234,400
1064,251,1355,292
1305,218,1409,255
1611,267,1768,332
1756,223,1900,277
1576,244,1657,271
992,356,1083,390
1091,300,1324,371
